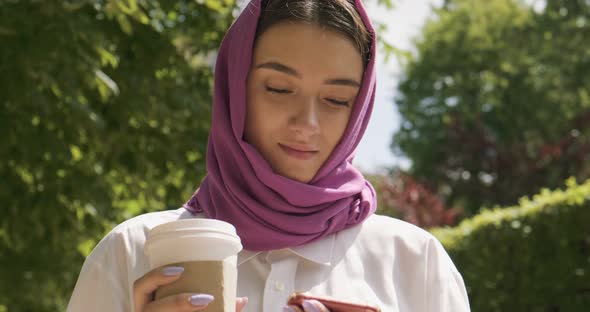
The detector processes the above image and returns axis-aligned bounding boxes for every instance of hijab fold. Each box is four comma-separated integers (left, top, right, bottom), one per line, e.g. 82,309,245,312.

184,0,378,251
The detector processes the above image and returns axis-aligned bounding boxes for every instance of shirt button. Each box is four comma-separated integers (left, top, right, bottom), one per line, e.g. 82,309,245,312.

274,281,285,291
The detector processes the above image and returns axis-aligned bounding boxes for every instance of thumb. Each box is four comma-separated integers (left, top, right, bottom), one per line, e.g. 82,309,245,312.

236,297,248,312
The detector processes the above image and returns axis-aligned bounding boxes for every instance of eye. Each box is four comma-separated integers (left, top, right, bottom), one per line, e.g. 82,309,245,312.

326,98,350,107
265,86,292,94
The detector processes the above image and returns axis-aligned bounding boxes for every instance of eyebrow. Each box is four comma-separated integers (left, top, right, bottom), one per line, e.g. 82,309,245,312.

256,61,361,88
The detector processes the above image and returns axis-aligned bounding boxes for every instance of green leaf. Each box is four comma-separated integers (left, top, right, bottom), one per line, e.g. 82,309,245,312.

96,47,119,68
69,145,83,162
117,14,133,34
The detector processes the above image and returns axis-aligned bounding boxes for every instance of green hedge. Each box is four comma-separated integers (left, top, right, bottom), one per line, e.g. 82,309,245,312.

432,178,590,311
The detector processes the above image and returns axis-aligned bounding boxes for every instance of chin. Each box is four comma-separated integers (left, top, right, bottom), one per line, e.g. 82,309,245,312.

279,170,314,184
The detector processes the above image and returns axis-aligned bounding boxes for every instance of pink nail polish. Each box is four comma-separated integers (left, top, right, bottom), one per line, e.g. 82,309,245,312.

302,300,322,312
190,294,214,306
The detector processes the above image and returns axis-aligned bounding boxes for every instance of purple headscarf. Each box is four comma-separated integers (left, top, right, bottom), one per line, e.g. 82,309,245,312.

184,0,377,251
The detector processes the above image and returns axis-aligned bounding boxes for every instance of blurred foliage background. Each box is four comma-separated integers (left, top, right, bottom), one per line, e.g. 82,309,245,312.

1,0,234,310
1,0,589,311
385,0,590,218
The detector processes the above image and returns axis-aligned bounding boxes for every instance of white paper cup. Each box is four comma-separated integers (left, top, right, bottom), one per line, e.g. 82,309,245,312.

144,219,242,312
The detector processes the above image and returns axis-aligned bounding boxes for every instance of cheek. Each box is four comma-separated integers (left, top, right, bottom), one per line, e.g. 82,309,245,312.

249,90,289,129
321,110,352,146
245,99,282,146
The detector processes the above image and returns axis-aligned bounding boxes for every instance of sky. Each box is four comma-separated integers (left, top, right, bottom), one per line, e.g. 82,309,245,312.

353,0,444,173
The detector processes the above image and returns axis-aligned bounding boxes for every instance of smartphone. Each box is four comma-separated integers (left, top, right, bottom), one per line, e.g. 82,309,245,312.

287,292,381,312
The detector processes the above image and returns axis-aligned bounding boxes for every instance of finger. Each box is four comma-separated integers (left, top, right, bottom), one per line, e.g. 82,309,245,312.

283,305,305,312
134,266,185,308
144,293,214,312
235,297,248,312
302,299,330,312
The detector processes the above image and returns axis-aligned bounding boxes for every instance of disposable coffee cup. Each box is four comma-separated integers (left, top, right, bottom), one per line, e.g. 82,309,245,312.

144,219,242,312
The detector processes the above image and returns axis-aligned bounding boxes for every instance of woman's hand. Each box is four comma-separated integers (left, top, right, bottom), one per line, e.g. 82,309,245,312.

283,299,330,312
133,266,248,312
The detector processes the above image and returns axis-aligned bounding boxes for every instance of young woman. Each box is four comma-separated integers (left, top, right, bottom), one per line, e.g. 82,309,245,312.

67,0,470,311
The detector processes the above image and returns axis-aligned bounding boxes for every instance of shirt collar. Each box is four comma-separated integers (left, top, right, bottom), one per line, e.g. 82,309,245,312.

237,249,260,266
289,234,335,266
237,233,336,266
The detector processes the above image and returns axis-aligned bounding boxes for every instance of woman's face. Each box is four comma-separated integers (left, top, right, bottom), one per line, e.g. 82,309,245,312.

245,22,364,183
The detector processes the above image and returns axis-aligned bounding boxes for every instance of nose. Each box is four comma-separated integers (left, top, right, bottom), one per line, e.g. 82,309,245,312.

288,96,320,139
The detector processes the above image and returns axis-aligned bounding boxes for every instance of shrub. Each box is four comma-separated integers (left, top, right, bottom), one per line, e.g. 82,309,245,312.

431,178,590,311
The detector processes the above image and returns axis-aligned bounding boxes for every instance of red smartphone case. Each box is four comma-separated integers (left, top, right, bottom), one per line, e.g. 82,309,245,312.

287,292,381,312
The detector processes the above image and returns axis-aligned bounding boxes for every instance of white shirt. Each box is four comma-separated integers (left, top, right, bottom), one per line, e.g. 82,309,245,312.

67,208,470,311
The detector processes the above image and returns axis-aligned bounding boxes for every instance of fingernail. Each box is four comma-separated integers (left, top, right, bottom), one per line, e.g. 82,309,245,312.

302,300,322,312
190,294,214,306
238,297,249,306
283,306,297,312
162,266,184,276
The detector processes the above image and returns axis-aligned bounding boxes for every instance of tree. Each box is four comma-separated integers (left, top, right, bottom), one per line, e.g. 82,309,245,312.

0,0,235,310
392,0,590,215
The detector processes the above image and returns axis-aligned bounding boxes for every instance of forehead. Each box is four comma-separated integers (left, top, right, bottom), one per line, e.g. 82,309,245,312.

252,22,363,78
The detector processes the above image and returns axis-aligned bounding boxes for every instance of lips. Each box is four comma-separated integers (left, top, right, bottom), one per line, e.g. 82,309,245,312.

279,143,319,160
